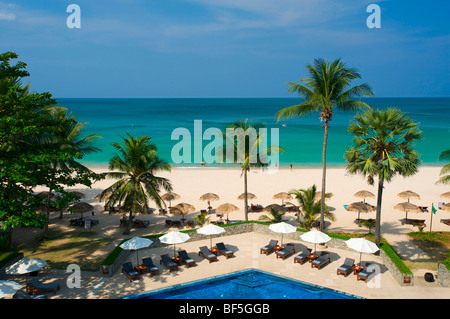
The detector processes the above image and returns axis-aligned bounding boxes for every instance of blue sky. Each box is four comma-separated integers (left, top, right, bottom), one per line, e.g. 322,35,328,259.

1,0,449,98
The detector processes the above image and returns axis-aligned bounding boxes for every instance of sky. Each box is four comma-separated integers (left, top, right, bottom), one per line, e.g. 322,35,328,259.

0,0,449,98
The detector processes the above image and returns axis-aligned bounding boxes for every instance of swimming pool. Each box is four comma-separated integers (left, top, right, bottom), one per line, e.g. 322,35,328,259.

123,269,362,299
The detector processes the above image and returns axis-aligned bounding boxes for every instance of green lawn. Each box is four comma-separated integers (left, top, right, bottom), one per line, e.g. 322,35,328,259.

408,231,450,270
17,229,115,272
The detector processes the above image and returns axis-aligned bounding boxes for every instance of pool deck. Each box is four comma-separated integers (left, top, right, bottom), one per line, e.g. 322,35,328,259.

6,232,449,299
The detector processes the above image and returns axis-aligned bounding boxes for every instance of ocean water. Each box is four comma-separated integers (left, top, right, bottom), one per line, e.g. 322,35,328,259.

56,97,450,168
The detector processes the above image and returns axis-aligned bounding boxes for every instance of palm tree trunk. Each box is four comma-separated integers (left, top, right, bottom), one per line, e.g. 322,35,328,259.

43,189,52,240
320,122,329,231
244,169,249,222
375,176,384,247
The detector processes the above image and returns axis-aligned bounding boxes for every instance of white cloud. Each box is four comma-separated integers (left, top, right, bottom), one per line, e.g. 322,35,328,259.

0,10,15,20
0,2,16,20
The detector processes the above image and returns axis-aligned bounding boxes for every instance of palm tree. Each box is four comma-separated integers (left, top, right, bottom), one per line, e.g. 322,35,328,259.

102,133,172,234
37,107,101,237
289,185,335,230
436,149,450,184
259,208,286,223
220,119,283,221
345,108,422,246
194,212,210,227
276,58,373,231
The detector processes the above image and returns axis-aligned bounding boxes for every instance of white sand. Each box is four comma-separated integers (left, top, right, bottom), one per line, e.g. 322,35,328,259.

34,165,449,245
69,165,449,232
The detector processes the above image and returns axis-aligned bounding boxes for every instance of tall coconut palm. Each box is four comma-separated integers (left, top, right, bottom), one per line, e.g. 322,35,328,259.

345,108,422,246
289,185,334,230
220,119,283,221
436,149,450,185
276,58,374,231
102,133,172,234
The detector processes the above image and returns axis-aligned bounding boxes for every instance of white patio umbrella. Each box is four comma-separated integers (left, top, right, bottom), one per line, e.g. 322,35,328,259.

197,223,225,249
300,229,331,255
345,237,379,265
159,231,190,257
120,237,154,265
0,280,22,298
6,257,48,284
268,222,297,245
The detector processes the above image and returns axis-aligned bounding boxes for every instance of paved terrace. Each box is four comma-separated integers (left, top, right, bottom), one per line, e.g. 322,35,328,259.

5,232,449,299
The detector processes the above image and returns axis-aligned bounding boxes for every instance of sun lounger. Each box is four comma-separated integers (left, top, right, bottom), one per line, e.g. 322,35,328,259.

178,250,197,268
160,254,179,272
260,239,278,256
275,244,296,260
356,262,376,283
122,262,140,282
311,252,331,270
27,279,60,295
13,290,47,299
294,248,312,265
216,242,235,259
141,257,160,276
198,246,218,263
337,258,355,276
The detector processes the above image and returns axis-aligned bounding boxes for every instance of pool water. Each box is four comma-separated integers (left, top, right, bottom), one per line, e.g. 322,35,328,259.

123,269,361,299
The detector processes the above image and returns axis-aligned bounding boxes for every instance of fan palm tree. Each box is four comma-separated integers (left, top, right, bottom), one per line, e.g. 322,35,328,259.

102,133,172,234
289,185,334,230
276,58,373,231
436,149,450,185
220,119,283,221
345,108,422,246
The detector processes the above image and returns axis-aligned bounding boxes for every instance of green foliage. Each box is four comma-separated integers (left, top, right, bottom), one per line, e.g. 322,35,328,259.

258,208,286,223
345,108,422,246
380,243,413,274
102,133,172,234
289,184,335,229
194,212,210,226
436,149,450,185
360,219,376,234
0,51,101,246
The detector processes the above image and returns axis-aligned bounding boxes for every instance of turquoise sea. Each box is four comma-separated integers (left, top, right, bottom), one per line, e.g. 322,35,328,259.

56,98,450,168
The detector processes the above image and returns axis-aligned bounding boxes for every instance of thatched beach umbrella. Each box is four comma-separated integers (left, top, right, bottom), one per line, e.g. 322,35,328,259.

199,193,220,209
346,202,374,226
70,202,94,218
440,192,450,200
237,192,257,200
171,202,195,222
314,191,331,202
397,190,420,203
69,191,86,199
263,204,287,213
215,203,239,220
95,190,111,201
394,202,421,221
273,192,292,205
354,190,375,203
441,203,450,212
161,192,180,208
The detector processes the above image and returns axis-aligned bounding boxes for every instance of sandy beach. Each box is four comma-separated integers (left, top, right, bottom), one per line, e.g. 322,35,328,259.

8,165,448,299
54,164,449,234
